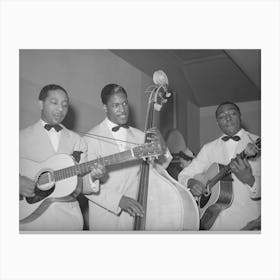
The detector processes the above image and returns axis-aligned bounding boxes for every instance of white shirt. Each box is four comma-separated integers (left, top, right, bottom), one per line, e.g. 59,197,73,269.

223,128,244,160
105,118,130,151
41,119,61,151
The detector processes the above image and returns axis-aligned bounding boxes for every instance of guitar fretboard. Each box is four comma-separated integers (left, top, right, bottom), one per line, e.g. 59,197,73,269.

53,149,135,182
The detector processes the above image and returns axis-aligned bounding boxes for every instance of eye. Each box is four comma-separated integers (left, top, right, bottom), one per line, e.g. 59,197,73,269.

218,114,226,120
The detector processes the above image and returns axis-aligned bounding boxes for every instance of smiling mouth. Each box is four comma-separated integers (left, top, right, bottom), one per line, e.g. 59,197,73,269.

53,115,63,120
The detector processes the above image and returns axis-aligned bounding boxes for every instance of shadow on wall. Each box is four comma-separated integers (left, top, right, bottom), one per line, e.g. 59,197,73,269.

62,105,76,130
127,106,136,128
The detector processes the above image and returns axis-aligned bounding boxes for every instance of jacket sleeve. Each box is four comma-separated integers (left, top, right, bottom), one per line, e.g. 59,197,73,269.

246,157,261,199
154,147,173,170
82,135,123,214
76,136,100,194
178,144,212,188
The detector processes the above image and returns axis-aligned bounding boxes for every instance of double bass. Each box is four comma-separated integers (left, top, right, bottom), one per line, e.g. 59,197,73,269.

134,70,199,230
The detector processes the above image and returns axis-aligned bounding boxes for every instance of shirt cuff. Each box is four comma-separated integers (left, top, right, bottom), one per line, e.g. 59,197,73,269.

246,178,260,199
88,175,100,193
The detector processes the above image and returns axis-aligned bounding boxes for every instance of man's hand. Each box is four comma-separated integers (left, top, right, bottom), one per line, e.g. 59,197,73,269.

241,215,261,230
187,178,206,197
146,127,167,153
229,155,255,186
118,196,144,217
20,175,35,197
245,142,260,158
90,162,106,181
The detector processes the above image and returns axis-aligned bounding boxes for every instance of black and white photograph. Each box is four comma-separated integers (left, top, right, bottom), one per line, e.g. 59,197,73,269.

1,1,280,280
19,49,261,232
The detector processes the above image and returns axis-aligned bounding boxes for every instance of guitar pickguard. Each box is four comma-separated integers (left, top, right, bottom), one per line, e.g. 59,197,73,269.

26,185,55,204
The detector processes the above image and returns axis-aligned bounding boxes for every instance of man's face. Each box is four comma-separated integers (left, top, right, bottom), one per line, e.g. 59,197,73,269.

216,104,241,136
39,89,69,125
105,92,129,125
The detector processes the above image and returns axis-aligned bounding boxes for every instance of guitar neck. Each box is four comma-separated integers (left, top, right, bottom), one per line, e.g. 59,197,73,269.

53,149,135,182
207,148,250,189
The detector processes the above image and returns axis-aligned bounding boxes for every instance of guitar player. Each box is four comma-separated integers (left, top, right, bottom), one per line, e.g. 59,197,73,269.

19,84,106,231
178,101,261,231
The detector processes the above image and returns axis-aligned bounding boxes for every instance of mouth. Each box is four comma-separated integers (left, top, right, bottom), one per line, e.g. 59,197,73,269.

53,114,63,121
118,114,127,119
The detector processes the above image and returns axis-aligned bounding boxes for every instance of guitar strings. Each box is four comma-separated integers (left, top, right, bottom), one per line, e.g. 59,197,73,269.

77,130,159,147
77,131,141,146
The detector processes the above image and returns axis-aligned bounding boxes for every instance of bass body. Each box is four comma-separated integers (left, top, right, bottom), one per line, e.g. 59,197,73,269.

144,167,200,230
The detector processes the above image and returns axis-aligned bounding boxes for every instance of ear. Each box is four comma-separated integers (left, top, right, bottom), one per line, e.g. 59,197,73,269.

39,100,43,110
103,104,107,113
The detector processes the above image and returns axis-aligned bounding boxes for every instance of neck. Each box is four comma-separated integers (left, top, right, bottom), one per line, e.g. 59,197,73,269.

226,128,242,137
41,118,60,126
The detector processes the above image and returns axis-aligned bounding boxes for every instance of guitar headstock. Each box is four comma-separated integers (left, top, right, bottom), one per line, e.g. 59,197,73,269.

132,141,163,160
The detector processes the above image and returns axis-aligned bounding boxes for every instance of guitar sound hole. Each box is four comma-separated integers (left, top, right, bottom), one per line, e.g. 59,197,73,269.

200,194,211,208
25,185,55,204
37,172,52,185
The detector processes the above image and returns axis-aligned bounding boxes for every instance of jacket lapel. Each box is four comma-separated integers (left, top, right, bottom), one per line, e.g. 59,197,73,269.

57,125,71,153
33,121,56,157
98,120,120,154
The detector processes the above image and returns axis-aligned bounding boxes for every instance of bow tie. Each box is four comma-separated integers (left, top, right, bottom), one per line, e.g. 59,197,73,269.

222,135,241,142
112,124,129,132
44,124,63,132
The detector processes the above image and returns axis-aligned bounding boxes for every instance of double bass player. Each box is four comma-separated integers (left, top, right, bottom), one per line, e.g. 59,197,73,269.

83,83,173,230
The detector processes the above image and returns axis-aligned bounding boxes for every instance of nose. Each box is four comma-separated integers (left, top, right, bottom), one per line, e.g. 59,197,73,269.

57,104,64,112
118,104,125,113
225,113,232,121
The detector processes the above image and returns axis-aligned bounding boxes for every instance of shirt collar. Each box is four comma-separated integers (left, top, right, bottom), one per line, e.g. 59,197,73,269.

40,119,63,131
41,119,48,127
221,128,244,139
105,117,129,131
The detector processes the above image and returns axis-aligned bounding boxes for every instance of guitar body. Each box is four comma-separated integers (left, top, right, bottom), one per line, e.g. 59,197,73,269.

194,163,233,230
20,154,78,222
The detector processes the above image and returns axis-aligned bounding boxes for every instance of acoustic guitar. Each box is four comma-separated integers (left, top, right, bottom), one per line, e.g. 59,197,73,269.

20,141,162,224
193,138,261,230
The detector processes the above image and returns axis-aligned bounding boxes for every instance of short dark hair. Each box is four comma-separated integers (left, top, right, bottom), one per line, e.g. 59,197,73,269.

39,84,69,101
215,101,241,118
101,83,127,105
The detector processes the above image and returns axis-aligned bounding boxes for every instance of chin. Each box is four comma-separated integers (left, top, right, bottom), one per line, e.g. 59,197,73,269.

118,118,128,124
53,119,62,124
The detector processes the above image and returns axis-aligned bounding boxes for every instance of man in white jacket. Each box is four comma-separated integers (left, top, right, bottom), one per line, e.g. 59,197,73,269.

83,83,173,230
178,101,261,231
20,84,105,231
